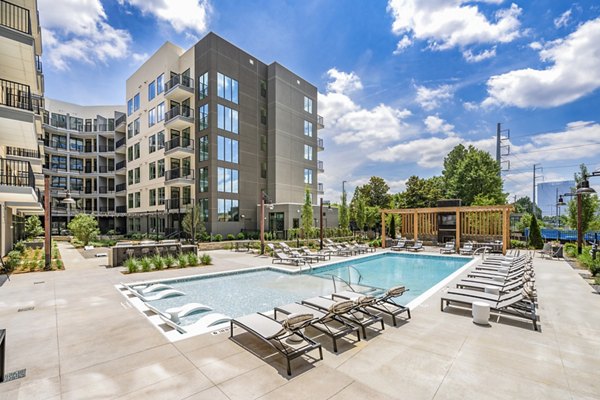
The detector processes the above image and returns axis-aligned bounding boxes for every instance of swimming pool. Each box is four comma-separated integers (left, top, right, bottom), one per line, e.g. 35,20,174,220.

131,252,472,335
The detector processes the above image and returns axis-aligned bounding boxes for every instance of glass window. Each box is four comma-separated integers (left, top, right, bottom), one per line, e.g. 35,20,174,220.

158,187,165,205
199,167,208,192
127,146,133,162
127,122,133,138
157,131,165,149
260,135,267,152
128,169,133,185
134,192,140,208
127,98,133,115
304,168,313,184
198,72,208,99
51,176,67,189
198,104,208,130
133,93,140,111
134,118,140,135
217,72,239,103
148,107,156,127
158,159,165,177
70,158,83,172
217,104,238,134
51,156,67,171
217,167,239,193
149,189,156,206
69,137,83,152
70,177,83,191
304,120,313,137
199,198,209,222
304,144,313,161
157,73,164,94
134,143,140,159
198,136,208,161
149,162,156,180
157,102,165,122
128,193,133,208
148,80,156,101
149,135,156,153
261,162,267,179
134,167,140,184
217,199,239,221
304,96,313,113
260,108,267,124
217,136,239,163
183,187,191,203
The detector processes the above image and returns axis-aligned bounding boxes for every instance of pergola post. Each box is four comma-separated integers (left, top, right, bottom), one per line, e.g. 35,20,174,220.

455,208,461,253
502,209,509,255
381,211,386,249
413,211,418,241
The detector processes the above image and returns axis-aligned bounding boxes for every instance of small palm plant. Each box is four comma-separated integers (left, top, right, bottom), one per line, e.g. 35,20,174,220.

200,253,212,265
152,254,165,271
177,253,188,268
125,258,138,274
187,252,198,266
140,257,152,272
164,255,176,268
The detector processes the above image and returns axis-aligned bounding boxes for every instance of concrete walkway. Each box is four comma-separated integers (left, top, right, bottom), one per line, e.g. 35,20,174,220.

1,244,599,399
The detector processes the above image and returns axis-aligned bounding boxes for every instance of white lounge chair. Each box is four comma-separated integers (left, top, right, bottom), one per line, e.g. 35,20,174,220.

165,303,213,323
138,289,185,302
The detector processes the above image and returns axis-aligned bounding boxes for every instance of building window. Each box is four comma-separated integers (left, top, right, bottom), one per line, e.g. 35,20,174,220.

217,104,238,134
198,103,208,130
148,107,156,127
134,167,140,184
70,177,83,191
218,199,239,222
134,192,140,208
51,156,67,171
260,80,267,97
198,136,208,161
157,73,164,94
134,143,140,159
134,118,140,135
198,72,208,99
157,131,165,149
133,93,140,112
127,98,133,115
149,135,156,153
149,162,156,180
304,144,313,161
158,159,165,177
69,116,83,131
304,96,313,113
260,135,267,152
128,169,134,185
260,108,267,125
69,138,83,152
217,167,239,193
261,162,267,179
199,198,208,222
127,146,133,162
157,102,165,122
128,193,133,208
51,176,67,189
51,135,67,149
127,122,134,138
217,136,238,163
199,167,208,192
304,168,313,184
217,72,238,103
304,121,313,137
70,158,83,172
149,189,156,206
158,187,165,205
183,187,191,204
148,80,156,101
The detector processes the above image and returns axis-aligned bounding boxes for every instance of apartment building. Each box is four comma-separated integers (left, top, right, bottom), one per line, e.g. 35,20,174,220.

0,0,45,254
42,98,127,234
125,33,329,237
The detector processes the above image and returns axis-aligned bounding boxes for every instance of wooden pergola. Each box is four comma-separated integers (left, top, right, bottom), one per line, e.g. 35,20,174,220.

381,205,513,254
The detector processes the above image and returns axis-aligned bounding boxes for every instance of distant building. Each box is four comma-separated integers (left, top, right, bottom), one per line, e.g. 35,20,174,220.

536,180,576,217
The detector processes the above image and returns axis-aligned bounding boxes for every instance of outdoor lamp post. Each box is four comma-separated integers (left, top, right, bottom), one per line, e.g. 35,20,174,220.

260,192,273,255
319,198,331,250
575,171,598,254
62,190,76,232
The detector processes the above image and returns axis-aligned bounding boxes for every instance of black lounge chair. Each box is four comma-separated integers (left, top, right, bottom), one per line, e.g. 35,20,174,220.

407,241,424,252
302,296,384,339
230,312,323,376
332,285,411,326
274,301,360,352
272,251,307,266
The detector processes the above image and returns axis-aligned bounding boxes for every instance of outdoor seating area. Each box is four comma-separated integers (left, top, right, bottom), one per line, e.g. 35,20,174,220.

108,240,197,267
266,240,375,266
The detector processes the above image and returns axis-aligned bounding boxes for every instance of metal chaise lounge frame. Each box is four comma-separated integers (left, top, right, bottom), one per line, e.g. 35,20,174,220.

407,241,424,252
274,301,360,352
332,285,411,326
230,312,323,376
272,251,307,266
440,242,456,254
390,240,407,251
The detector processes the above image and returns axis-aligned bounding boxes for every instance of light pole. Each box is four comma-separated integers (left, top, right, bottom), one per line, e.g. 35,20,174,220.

575,171,598,254
319,198,330,250
259,191,273,255
62,190,76,232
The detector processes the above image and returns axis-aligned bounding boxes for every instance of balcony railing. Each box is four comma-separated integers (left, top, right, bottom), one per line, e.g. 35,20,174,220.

115,113,126,127
317,160,324,171
115,160,126,170
115,183,126,192
165,136,193,152
317,137,324,150
0,158,35,190
99,206,114,212
164,74,194,93
317,182,324,193
115,137,126,148
98,166,114,173
6,146,40,159
165,167,193,181
317,114,324,129
98,145,114,153
84,166,96,174
165,198,192,210
165,105,192,122
0,78,32,111
116,205,126,213
0,0,31,34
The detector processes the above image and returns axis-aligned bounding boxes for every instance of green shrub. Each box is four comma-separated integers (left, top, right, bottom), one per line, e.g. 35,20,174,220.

177,254,188,268
226,234,235,241
564,243,577,257
24,216,44,239
578,247,600,276
6,250,22,269
140,257,152,272
214,234,223,242
152,255,165,270
13,241,25,254
510,239,527,249
529,215,544,249
55,259,63,269
200,253,212,265
164,255,176,268
125,258,138,274
187,252,198,266
237,232,245,240
68,214,100,245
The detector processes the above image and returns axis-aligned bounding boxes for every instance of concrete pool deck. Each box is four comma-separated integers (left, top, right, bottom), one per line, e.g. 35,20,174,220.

1,244,599,399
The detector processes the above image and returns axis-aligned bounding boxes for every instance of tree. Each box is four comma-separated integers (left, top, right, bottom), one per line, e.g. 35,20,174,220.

388,214,396,238
353,176,391,208
514,196,542,219
529,214,544,249
182,205,206,241
442,145,506,205
365,206,380,231
355,196,366,232
24,216,44,239
566,164,600,233
399,175,444,208
301,187,313,239
68,214,99,245
516,213,532,233
339,190,349,231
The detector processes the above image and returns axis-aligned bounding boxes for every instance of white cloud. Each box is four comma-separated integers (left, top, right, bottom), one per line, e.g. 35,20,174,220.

325,68,363,94
463,101,480,111
529,41,543,50
38,0,131,70
424,115,455,135
386,0,521,60
463,47,496,62
120,0,211,37
393,35,413,54
415,84,454,111
483,17,600,108
554,9,572,28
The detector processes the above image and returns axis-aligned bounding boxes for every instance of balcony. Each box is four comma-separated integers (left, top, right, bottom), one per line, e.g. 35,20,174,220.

165,167,194,185
317,160,324,173
317,182,324,194
98,186,114,194
317,114,324,129
164,136,194,156
115,114,126,128
98,166,115,174
0,78,33,111
116,205,127,213
98,145,114,153
164,74,194,102
0,158,41,207
98,206,114,213
115,183,126,192
0,0,31,34
115,137,126,148
317,137,324,151
165,197,193,211
6,146,40,159
164,105,194,130
115,160,126,171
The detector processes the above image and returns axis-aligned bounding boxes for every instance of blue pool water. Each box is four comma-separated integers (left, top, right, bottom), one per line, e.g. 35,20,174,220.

145,253,470,327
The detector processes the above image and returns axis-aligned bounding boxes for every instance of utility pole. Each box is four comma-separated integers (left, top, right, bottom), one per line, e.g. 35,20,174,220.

532,164,543,215
496,123,501,175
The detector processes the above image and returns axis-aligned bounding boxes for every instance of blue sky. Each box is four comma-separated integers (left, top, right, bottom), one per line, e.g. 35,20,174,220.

39,0,600,209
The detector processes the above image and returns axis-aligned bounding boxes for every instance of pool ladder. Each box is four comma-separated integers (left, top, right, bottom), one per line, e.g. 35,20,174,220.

330,265,363,292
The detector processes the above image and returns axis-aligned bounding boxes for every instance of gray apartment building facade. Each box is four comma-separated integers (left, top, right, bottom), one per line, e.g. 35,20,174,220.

126,33,331,237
